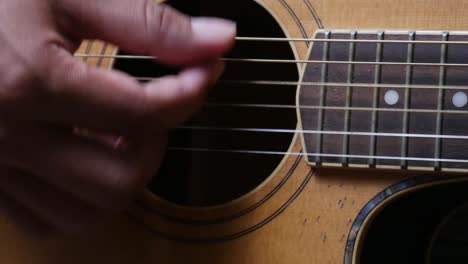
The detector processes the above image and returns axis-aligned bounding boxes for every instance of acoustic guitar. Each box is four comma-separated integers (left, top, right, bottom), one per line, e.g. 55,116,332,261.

3,0,468,263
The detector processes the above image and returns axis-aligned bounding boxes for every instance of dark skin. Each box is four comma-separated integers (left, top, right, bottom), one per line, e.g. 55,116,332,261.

0,0,236,235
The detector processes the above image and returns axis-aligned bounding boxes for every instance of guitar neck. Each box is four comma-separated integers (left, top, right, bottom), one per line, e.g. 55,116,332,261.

299,30,468,172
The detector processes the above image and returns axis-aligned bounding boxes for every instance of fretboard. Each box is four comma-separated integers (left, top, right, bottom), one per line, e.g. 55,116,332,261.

299,30,468,172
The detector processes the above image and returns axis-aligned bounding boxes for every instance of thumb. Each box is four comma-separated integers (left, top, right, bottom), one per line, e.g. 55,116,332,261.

59,0,236,64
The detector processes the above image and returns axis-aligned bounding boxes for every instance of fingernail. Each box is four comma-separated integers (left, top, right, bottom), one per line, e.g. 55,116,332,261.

191,17,237,43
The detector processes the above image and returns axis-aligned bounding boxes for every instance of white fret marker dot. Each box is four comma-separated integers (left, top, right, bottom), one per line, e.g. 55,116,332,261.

384,90,399,105
453,92,468,108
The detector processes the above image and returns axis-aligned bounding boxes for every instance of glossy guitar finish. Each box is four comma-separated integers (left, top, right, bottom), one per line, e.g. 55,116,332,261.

2,1,468,263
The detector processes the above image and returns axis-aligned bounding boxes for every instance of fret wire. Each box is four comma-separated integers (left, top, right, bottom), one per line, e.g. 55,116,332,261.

315,31,331,164
96,43,108,67
342,31,357,165
401,32,415,167
74,38,468,50
205,103,468,114
74,54,468,67
435,33,449,170
224,80,468,91
177,126,468,140
168,147,468,164
222,58,468,67
369,32,384,166
82,40,94,63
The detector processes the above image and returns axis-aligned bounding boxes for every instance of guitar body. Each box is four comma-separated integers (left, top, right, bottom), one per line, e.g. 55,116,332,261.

3,0,468,263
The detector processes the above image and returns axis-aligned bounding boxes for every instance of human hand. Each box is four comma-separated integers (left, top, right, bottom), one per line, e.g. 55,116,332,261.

0,0,235,235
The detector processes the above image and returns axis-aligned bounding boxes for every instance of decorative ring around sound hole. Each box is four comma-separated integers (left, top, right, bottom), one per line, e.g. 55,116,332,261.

114,0,299,208
113,0,311,241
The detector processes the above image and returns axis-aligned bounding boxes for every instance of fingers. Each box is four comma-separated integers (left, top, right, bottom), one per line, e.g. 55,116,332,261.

0,167,102,234
57,0,236,65
0,122,165,211
32,46,223,134
2,0,235,134
136,61,226,127
0,0,236,237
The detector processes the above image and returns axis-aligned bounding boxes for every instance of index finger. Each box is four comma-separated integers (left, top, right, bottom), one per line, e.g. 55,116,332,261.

35,46,223,135
56,0,236,65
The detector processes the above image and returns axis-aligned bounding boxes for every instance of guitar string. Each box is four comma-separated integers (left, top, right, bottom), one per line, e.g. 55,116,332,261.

73,60,468,115
203,103,468,115
235,37,468,45
136,79,468,91
78,39,468,164
76,46,468,130
75,56,468,93
76,36,468,45
170,127,468,161
167,147,468,164
175,126,468,140
73,54,468,68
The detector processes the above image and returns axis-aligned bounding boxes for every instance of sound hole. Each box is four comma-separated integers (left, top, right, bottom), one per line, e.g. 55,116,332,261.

113,0,298,206
358,181,468,264
430,203,468,264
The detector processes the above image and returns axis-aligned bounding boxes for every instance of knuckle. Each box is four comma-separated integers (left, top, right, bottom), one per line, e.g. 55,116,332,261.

151,3,172,32
0,35,34,106
0,63,35,106
143,3,189,50
43,51,87,96
0,42,73,106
